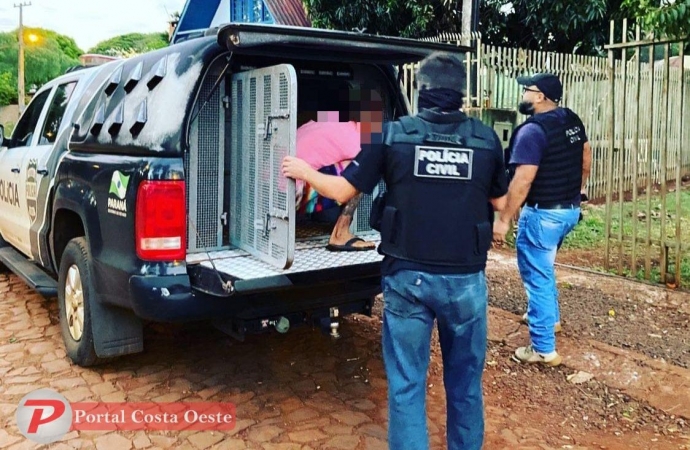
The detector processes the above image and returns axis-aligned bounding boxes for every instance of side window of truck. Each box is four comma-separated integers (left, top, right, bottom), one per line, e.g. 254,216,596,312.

39,82,77,145
9,89,51,149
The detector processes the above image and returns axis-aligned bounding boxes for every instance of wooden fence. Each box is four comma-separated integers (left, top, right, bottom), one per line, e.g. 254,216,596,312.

403,37,690,201
604,24,689,286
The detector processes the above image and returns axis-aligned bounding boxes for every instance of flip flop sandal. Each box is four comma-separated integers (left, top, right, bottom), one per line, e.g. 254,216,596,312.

325,237,376,252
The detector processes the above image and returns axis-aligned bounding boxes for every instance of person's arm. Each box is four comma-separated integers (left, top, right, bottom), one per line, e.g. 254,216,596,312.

492,123,545,242
492,165,538,243
499,165,538,223
489,134,509,213
486,131,510,239
581,140,592,192
491,195,507,212
282,156,358,204
491,194,508,244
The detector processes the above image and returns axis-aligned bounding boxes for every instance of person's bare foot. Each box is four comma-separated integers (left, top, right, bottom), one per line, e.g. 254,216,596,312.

328,214,375,250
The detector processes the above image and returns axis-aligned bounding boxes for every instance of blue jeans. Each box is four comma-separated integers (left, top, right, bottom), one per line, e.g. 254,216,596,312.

516,206,580,353
382,270,487,450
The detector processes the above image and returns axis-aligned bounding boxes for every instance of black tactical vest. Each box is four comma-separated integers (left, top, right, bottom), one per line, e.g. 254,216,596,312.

376,113,500,269
507,108,586,204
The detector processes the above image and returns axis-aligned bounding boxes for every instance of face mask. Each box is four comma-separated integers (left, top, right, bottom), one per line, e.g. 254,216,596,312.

418,88,464,111
518,101,535,116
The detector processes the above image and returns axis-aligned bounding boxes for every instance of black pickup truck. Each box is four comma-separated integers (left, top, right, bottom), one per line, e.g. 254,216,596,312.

0,24,467,366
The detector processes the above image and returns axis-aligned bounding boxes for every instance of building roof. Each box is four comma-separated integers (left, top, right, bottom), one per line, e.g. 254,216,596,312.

653,55,690,69
79,54,121,67
264,0,311,27
172,0,311,44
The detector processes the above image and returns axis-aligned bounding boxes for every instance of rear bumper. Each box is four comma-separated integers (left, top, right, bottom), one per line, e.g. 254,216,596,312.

129,274,210,321
128,267,381,322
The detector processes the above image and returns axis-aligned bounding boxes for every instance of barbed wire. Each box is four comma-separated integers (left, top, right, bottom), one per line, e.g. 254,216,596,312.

419,31,482,44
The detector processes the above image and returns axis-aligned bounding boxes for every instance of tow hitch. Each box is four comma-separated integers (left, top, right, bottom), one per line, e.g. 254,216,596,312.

328,307,340,339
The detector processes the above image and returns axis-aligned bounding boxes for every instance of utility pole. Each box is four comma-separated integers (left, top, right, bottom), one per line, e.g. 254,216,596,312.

461,0,473,47
461,0,480,107
14,1,32,113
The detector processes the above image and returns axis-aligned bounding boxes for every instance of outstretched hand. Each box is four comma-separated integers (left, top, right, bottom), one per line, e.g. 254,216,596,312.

282,156,313,182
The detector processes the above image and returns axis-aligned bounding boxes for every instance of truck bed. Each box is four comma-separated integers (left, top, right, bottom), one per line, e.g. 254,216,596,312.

186,230,382,281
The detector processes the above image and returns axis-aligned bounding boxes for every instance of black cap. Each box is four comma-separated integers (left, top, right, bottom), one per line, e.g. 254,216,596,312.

517,73,562,103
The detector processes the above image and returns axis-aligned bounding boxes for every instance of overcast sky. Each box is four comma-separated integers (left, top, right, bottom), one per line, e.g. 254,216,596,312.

0,0,187,51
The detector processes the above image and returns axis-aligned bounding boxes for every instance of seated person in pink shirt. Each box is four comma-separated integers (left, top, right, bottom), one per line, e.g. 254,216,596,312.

296,110,376,251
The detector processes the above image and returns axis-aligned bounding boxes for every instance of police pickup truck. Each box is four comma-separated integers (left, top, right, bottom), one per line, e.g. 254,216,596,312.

0,24,467,366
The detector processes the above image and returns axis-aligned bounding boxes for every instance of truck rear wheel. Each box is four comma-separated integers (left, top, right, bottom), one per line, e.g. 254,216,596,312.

58,237,101,366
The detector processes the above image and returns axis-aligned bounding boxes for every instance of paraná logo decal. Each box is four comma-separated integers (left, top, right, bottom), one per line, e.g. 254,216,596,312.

107,170,129,217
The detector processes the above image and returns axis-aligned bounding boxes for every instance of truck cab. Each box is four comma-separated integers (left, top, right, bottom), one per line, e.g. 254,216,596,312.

0,24,468,366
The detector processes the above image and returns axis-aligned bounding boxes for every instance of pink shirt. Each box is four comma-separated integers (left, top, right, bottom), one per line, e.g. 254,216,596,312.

296,121,361,169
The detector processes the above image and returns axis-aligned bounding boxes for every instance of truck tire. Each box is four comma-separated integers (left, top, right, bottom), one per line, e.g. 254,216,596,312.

57,237,101,366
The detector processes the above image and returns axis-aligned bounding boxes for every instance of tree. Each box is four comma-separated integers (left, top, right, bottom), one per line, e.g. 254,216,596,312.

623,0,690,40
27,28,83,60
303,0,633,55
88,33,169,57
0,29,82,106
302,0,462,39
0,33,17,82
0,72,17,105
479,0,629,55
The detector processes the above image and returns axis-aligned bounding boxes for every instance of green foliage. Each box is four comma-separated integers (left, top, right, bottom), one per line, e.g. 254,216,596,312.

623,0,690,40
564,189,690,286
0,33,17,104
479,0,627,55
0,72,17,105
302,0,643,55
302,0,461,38
3,121,16,136
562,213,606,249
87,33,169,56
24,40,81,87
28,28,83,60
564,189,690,250
503,188,690,287
0,28,170,107
0,29,82,106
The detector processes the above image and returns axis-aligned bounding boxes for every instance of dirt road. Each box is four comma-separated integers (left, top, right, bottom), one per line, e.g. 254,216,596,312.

0,253,688,449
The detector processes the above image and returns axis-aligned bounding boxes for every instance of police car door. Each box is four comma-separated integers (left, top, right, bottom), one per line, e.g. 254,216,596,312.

0,89,51,256
20,81,78,262
229,64,297,269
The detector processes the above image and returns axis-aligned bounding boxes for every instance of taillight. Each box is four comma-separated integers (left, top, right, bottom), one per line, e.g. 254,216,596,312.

135,181,186,261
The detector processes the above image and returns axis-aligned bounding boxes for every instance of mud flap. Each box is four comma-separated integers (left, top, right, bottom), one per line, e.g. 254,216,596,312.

91,300,144,358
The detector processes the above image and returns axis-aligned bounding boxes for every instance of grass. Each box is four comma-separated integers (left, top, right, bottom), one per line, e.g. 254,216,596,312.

561,212,606,249
507,186,690,287
565,186,690,249
1,121,15,136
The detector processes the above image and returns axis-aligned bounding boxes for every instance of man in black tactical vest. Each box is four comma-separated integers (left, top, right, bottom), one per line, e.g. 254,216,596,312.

493,73,592,367
282,52,508,450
